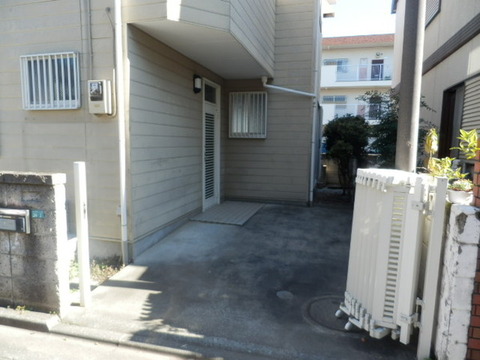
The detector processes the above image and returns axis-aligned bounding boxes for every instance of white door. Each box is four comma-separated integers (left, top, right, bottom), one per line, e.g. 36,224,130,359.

203,81,220,210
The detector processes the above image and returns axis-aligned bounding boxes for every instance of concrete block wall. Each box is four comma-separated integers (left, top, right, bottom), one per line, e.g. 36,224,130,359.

0,172,69,316
467,143,480,359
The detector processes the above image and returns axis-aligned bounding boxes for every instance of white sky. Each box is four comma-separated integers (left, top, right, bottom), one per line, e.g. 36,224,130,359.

322,0,396,37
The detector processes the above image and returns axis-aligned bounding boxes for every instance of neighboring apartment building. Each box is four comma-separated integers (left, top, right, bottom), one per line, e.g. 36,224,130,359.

320,34,394,125
393,1,480,359
319,34,394,185
0,0,323,261
393,0,480,160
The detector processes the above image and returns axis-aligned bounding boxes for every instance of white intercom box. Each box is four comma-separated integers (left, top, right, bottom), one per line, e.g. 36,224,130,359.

88,80,112,115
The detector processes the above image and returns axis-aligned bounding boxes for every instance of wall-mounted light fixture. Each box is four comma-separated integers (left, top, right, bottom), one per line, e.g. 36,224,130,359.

193,75,202,93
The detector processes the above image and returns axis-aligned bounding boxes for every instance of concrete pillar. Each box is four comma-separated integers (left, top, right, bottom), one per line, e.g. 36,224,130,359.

395,0,427,172
436,205,480,360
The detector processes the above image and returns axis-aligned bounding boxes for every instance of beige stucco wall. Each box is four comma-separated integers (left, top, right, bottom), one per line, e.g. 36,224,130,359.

0,0,121,256
423,1,480,60
420,1,480,127
393,0,480,128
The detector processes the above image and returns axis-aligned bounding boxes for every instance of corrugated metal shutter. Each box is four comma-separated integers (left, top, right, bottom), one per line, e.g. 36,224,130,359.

462,75,480,131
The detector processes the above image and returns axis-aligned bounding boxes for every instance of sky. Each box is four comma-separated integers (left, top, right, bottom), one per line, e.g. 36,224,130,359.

322,0,396,37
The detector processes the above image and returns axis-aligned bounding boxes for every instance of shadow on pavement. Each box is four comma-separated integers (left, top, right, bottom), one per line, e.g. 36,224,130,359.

109,202,417,360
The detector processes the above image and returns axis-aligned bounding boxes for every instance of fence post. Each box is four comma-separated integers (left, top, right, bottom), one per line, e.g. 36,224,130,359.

74,161,91,307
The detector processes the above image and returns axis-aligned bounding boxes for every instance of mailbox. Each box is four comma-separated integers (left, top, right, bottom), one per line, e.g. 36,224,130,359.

0,209,30,234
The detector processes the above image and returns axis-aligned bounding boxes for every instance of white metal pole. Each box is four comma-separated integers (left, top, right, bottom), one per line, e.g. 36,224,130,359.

114,0,129,265
417,177,448,359
74,161,91,307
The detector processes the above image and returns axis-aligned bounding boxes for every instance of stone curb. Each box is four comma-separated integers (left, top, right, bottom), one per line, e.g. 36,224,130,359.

0,308,215,360
51,323,212,359
0,307,60,332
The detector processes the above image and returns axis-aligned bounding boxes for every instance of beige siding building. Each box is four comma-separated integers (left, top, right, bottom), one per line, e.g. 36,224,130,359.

0,0,323,261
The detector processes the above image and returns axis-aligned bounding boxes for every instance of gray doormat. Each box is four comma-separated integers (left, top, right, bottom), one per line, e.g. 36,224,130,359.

191,201,264,226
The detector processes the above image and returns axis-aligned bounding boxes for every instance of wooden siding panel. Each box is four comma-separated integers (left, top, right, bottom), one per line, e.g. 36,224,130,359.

229,0,275,75
224,0,317,204
128,27,203,240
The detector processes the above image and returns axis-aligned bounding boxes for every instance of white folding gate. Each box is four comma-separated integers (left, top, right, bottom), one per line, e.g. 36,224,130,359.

337,169,447,359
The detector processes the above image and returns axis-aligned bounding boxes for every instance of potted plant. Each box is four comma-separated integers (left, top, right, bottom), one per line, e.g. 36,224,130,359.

448,179,474,205
424,128,479,205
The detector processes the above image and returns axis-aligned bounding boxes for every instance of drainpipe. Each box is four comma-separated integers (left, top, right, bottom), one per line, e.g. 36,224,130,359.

308,0,322,206
260,76,317,205
261,54,319,205
114,0,129,265
261,76,317,98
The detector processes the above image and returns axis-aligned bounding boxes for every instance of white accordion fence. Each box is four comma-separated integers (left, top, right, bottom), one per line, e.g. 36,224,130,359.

337,169,448,358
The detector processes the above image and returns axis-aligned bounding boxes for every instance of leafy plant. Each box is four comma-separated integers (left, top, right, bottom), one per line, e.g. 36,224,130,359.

323,114,369,194
451,129,480,160
450,179,474,192
424,128,479,191
356,90,434,168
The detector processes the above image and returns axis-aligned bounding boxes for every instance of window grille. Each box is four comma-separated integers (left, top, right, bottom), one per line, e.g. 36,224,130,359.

229,92,267,139
20,52,80,110
323,95,347,103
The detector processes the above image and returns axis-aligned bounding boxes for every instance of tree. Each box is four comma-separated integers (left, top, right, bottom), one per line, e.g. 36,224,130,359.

357,90,433,168
323,115,370,194
357,90,398,168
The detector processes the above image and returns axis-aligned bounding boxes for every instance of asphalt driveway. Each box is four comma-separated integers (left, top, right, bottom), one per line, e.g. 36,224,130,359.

60,200,416,360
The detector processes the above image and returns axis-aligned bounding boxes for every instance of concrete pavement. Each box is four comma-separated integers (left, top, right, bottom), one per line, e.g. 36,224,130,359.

0,198,417,359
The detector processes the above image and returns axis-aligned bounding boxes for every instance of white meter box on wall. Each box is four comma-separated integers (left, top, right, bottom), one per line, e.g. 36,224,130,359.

88,80,112,115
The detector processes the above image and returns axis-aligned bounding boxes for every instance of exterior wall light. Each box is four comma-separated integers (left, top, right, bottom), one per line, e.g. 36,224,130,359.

193,75,202,93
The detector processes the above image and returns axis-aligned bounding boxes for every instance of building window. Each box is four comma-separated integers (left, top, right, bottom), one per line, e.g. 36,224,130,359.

335,104,348,118
426,0,441,25
229,92,267,139
20,52,81,110
323,58,349,73
322,95,347,103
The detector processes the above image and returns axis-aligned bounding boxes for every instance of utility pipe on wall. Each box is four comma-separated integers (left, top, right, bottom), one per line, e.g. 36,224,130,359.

261,76,319,205
114,0,129,265
261,76,317,98
308,0,322,206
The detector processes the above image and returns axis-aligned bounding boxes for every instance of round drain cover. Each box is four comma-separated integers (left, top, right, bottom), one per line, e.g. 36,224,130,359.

303,295,347,332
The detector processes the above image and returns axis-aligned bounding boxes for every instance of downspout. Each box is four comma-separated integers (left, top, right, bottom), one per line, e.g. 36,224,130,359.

261,8,320,206
308,0,322,206
114,0,129,265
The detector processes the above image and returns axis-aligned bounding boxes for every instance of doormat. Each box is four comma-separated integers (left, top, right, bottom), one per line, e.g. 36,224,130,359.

191,201,264,226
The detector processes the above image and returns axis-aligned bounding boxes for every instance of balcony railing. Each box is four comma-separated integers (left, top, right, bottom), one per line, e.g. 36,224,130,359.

321,103,385,124
322,64,393,84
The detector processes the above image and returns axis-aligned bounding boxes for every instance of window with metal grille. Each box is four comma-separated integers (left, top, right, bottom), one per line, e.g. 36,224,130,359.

20,52,81,110
229,92,267,139
322,95,347,103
